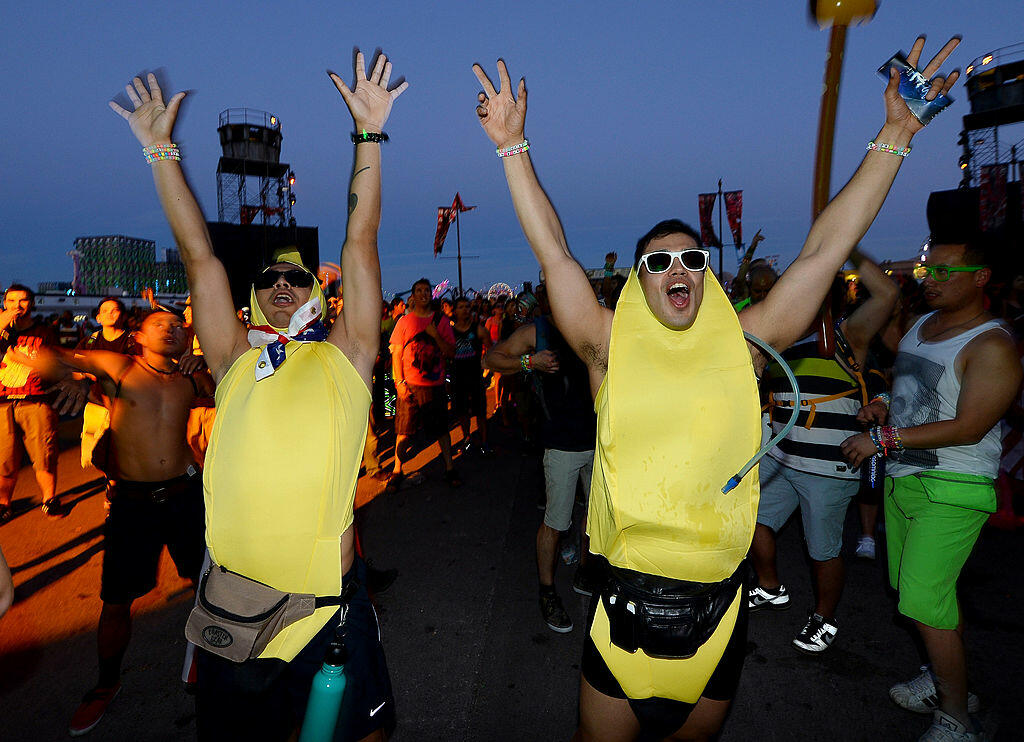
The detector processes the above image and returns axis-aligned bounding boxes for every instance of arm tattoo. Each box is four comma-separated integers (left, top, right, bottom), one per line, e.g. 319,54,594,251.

353,166,370,178
348,192,358,216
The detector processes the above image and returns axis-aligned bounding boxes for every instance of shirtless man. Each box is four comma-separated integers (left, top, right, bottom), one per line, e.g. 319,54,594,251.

473,35,959,741
109,51,405,741
19,309,213,736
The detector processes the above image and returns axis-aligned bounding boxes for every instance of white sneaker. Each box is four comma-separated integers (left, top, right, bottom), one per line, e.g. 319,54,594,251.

917,710,982,741
747,584,790,611
792,612,838,654
856,535,876,560
890,665,980,714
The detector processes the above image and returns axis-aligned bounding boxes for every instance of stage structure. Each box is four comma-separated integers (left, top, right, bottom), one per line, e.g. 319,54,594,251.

958,43,1024,188
216,109,296,227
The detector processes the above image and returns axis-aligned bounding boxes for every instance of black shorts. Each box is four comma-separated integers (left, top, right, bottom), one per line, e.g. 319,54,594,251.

396,384,448,439
452,359,484,416
580,587,748,739
195,558,394,742
100,471,206,604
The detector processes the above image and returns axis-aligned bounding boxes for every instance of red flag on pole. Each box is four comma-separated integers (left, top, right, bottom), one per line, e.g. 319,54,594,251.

698,193,718,247
434,193,476,256
724,190,743,253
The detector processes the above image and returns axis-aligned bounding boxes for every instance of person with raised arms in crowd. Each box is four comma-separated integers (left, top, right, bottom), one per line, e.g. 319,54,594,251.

472,35,960,741
108,49,406,742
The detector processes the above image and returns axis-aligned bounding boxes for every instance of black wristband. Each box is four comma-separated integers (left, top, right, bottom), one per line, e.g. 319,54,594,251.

352,129,389,144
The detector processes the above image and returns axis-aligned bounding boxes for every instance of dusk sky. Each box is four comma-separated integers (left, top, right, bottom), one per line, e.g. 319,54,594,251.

2,1,1020,296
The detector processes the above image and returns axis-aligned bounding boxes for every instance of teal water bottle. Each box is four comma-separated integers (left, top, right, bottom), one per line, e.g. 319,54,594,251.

298,639,348,742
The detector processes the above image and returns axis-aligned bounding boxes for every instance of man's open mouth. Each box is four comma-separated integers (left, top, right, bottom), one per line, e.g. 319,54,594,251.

272,292,294,307
666,282,691,309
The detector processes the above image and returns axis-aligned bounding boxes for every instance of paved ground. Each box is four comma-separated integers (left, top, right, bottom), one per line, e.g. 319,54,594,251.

1,415,1022,741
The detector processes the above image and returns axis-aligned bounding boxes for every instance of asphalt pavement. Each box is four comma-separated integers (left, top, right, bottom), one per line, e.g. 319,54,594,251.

1,416,1022,741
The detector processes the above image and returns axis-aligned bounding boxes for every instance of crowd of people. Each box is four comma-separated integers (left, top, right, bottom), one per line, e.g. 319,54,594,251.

0,33,1020,742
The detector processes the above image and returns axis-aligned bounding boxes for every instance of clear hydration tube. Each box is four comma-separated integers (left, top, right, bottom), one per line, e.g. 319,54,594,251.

721,331,801,494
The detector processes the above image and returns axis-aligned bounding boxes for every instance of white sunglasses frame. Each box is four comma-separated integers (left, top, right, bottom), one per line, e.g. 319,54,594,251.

637,248,711,274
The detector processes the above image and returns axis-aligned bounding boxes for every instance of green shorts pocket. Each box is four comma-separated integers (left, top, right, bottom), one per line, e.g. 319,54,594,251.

917,471,996,513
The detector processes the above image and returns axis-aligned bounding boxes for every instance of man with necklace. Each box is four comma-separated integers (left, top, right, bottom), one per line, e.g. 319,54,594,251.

842,238,1020,741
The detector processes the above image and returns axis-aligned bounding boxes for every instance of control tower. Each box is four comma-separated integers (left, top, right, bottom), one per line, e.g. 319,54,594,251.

216,109,296,226
957,43,1024,187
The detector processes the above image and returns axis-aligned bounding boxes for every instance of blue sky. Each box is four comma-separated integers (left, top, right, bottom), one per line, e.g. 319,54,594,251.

1,1,1019,296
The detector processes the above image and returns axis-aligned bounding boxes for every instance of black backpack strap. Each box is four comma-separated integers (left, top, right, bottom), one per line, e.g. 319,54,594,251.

313,578,360,608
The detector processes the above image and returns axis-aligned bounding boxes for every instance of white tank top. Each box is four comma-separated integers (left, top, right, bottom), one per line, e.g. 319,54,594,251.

887,312,1010,479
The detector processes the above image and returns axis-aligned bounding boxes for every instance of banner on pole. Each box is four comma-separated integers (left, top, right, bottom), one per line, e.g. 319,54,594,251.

434,192,476,256
698,193,718,247
724,190,743,258
979,164,1008,232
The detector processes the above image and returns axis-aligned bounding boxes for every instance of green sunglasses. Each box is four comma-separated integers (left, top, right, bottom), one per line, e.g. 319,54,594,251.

912,264,988,282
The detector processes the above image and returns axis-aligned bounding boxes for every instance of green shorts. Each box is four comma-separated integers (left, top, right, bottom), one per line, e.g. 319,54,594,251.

885,472,994,630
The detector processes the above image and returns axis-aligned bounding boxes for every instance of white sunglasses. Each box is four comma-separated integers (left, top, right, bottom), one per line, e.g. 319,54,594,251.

638,248,711,274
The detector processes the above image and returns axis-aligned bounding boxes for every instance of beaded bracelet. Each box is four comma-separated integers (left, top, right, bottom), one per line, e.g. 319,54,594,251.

142,144,181,164
520,354,533,372
867,140,911,157
870,392,892,409
497,140,530,158
869,425,904,455
351,129,389,144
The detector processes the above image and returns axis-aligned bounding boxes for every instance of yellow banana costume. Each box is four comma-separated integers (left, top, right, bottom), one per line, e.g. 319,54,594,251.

203,249,370,661
587,269,761,702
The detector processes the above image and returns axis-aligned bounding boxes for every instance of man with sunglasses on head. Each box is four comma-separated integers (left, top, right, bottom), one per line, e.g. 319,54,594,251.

841,237,1019,742
474,34,960,742
110,50,406,741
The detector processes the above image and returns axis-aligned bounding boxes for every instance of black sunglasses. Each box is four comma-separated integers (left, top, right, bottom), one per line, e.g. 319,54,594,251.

253,268,315,290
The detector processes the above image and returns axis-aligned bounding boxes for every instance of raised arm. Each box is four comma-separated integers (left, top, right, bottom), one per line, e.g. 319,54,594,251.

472,60,612,370
741,36,961,352
840,248,899,366
327,52,408,383
110,74,248,383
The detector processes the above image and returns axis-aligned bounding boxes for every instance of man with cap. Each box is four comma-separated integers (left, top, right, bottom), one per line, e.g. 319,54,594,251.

109,50,406,741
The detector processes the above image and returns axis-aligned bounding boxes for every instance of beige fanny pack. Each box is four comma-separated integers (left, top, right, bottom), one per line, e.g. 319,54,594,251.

185,562,357,663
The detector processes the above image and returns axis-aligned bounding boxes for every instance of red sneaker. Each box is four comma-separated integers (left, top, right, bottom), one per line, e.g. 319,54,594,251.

68,684,120,736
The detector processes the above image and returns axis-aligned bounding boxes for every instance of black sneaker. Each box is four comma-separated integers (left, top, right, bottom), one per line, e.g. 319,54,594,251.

41,499,65,518
366,565,398,595
572,567,602,597
792,612,838,654
539,588,573,633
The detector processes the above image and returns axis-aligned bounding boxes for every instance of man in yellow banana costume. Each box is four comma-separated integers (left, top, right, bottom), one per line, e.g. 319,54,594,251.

473,36,960,741
111,50,407,742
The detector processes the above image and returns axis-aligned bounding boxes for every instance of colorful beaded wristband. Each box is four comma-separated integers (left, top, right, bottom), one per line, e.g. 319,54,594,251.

869,425,904,455
867,140,911,157
142,144,181,164
870,392,892,409
497,140,530,158
520,354,532,372
351,129,389,144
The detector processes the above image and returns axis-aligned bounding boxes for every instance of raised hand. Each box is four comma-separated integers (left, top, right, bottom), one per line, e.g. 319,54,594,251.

472,60,526,149
884,36,961,136
329,51,408,133
109,73,185,147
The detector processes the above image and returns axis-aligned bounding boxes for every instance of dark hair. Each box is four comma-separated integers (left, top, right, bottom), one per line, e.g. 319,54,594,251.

4,283,35,306
454,296,470,307
95,297,128,320
633,220,702,266
389,296,405,309
961,234,997,270
140,307,183,327
412,277,431,292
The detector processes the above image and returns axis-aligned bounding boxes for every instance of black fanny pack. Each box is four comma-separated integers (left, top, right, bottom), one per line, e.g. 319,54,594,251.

600,562,744,659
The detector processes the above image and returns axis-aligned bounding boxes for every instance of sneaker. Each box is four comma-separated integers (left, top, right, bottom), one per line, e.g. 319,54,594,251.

366,565,398,595
918,710,982,741
856,535,877,560
890,665,980,715
41,499,64,518
69,685,121,736
572,567,602,598
539,588,573,633
792,612,838,653
747,584,790,611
